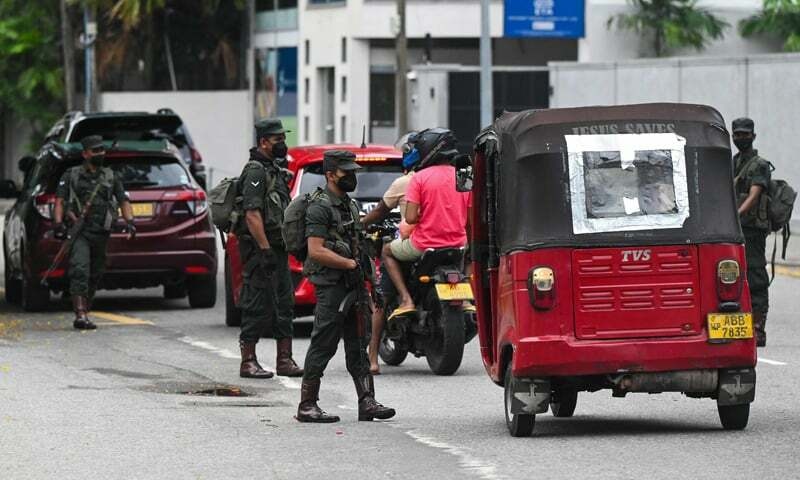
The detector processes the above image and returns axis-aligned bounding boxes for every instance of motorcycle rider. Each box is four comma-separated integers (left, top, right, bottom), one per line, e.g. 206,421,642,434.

380,128,471,319
361,132,420,374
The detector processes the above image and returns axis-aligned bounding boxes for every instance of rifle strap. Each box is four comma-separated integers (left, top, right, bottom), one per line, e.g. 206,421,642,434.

770,233,777,285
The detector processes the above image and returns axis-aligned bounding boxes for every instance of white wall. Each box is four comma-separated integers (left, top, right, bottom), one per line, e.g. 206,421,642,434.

550,52,800,220
100,90,251,186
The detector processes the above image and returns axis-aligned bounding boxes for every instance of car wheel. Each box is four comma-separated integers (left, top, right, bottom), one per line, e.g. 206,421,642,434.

4,254,22,305
224,255,241,326
21,272,50,312
188,275,216,309
718,403,750,430
504,363,535,437
550,389,578,418
163,283,187,299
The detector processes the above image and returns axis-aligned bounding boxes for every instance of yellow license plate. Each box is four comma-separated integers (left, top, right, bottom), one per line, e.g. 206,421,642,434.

707,313,753,340
435,283,474,301
127,203,154,217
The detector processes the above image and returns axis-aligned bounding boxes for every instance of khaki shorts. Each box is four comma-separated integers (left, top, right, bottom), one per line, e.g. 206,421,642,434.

389,238,423,262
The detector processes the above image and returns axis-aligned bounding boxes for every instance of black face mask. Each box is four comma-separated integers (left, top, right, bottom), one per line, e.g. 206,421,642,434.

271,141,288,158
336,172,357,192
734,138,753,152
89,154,105,167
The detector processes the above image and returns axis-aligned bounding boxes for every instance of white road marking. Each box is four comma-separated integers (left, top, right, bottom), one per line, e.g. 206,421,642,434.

758,357,788,366
405,430,507,480
177,336,300,389
337,404,356,410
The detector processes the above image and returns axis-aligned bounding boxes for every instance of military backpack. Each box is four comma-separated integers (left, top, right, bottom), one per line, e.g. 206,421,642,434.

208,161,276,233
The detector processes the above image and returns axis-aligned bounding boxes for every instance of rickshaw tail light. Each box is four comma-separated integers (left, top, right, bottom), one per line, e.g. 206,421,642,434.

528,267,555,310
717,260,742,301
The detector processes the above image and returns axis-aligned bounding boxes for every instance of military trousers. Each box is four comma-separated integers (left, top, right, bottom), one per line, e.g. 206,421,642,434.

238,238,295,344
68,230,109,298
743,227,769,314
302,282,370,382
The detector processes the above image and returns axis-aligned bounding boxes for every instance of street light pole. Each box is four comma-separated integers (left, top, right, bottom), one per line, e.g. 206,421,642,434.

82,3,97,112
479,0,493,128
396,0,409,135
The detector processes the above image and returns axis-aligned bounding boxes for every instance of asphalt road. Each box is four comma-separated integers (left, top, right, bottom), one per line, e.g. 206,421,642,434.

2,261,799,480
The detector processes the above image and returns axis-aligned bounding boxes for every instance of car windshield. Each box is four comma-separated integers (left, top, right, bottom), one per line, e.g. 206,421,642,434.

297,164,403,200
109,158,192,189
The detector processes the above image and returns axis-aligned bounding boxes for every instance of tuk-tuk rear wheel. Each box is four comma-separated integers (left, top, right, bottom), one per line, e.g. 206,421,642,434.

550,389,578,418
504,364,534,437
718,403,750,430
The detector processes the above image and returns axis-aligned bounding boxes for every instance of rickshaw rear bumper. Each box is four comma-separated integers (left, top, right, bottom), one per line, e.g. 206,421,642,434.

512,335,757,378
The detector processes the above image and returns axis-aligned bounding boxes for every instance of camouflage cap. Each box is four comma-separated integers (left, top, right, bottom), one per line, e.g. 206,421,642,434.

732,117,755,134
80,135,105,151
323,150,361,172
255,118,290,139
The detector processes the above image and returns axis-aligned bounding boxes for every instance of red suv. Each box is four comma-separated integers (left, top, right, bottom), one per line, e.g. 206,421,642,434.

224,144,402,326
1,140,217,311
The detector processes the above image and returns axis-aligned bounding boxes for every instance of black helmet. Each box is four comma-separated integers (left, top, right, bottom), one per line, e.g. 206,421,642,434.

414,128,458,170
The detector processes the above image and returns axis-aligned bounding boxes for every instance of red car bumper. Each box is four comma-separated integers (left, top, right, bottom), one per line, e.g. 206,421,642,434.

512,334,757,378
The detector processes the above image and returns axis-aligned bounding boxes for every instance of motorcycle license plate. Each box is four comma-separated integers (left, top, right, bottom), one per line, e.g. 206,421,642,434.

707,313,753,340
435,283,474,301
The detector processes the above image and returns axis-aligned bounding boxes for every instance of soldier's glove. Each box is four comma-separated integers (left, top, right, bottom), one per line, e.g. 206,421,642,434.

259,247,277,272
54,223,68,241
123,220,137,240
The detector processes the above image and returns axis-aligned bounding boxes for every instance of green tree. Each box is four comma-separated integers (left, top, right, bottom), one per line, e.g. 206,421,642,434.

0,0,64,146
740,0,800,51
608,0,729,57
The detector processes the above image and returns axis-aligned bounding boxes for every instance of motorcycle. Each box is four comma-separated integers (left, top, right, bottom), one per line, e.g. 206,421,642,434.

365,217,477,376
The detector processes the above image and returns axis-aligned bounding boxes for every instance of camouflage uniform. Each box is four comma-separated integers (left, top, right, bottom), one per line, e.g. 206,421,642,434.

296,150,395,424
56,165,126,300
733,118,771,345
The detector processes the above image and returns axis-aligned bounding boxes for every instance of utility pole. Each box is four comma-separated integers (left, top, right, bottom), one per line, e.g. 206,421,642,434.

81,3,98,112
479,0,493,128
396,0,409,135
60,0,76,111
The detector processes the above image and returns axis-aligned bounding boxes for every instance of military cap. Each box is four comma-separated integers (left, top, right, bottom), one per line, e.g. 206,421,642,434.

732,117,755,134
255,118,290,139
80,135,105,151
323,150,361,172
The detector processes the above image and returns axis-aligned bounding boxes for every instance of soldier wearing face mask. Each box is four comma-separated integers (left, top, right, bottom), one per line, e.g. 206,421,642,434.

235,119,304,379
53,135,136,330
732,117,771,347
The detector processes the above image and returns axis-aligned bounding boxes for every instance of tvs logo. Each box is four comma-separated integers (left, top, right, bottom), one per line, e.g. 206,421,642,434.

621,249,651,262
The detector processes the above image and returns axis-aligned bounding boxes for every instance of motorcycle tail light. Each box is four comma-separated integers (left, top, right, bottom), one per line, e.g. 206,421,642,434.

717,259,742,302
528,267,555,310
446,272,462,284
35,193,56,220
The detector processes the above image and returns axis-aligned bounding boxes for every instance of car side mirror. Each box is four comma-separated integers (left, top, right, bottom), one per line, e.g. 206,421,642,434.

454,154,473,192
0,179,20,199
18,156,35,173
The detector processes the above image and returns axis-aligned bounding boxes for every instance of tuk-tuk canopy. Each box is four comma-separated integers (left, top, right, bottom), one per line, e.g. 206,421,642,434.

479,103,743,254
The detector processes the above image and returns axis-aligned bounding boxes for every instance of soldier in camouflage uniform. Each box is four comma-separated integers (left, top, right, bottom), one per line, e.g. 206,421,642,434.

53,135,136,330
236,119,304,379
732,117,771,347
296,150,395,423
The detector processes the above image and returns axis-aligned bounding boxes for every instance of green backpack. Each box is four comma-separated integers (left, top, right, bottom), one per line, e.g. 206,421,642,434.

208,161,276,233
282,189,323,262
764,165,797,283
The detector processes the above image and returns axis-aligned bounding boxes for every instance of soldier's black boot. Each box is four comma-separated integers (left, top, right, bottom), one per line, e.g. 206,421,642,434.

353,374,396,421
754,312,767,347
239,341,274,379
296,378,339,423
72,296,96,330
276,338,304,377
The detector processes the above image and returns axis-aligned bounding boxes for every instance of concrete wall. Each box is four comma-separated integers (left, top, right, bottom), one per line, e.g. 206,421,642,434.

100,91,251,187
550,52,800,220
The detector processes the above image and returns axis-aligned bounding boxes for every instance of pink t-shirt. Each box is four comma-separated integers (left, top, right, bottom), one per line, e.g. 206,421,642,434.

405,164,471,251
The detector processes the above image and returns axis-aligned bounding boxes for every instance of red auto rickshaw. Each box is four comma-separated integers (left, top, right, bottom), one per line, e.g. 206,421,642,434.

467,104,757,436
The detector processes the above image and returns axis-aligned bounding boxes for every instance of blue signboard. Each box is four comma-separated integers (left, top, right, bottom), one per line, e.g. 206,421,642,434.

504,0,585,38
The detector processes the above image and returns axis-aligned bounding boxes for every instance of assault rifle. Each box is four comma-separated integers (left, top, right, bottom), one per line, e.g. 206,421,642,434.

41,182,104,287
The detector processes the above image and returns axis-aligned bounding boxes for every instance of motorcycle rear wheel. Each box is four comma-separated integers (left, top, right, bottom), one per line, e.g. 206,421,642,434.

425,297,465,376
